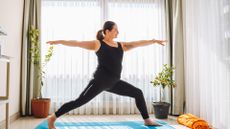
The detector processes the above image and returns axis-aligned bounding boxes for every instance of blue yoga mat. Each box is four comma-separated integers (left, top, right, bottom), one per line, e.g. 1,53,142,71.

35,119,175,129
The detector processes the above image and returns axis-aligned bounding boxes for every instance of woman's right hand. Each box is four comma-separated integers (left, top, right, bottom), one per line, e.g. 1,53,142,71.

154,39,167,46
46,40,60,45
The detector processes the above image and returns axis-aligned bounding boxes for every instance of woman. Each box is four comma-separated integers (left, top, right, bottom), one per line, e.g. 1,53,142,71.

47,21,167,129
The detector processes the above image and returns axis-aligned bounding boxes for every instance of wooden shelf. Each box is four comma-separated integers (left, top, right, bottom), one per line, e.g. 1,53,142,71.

0,99,9,104
0,55,10,62
0,55,10,129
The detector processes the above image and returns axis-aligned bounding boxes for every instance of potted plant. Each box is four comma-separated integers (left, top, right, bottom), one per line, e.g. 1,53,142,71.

29,26,54,118
150,64,176,119
0,26,7,56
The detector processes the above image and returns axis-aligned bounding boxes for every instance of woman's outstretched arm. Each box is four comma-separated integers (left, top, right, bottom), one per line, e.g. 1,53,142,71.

47,40,100,51
120,39,167,51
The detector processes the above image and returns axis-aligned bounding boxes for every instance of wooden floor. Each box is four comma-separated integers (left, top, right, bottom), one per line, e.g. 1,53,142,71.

10,114,189,129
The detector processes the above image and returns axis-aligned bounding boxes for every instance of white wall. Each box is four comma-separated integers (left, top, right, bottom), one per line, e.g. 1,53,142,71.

0,0,24,121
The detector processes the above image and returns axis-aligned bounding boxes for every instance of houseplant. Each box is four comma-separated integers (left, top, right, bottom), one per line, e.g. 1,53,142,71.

150,64,176,119
29,26,54,118
0,26,7,56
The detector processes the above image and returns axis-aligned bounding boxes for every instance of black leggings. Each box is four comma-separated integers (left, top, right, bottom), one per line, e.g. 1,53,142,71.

55,77,150,119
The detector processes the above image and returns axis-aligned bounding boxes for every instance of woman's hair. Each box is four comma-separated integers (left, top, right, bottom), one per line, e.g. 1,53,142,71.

96,21,116,40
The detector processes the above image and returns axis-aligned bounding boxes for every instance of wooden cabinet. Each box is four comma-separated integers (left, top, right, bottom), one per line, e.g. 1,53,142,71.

0,55,10,129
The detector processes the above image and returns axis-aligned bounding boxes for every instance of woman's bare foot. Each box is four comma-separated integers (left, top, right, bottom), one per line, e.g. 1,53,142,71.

47,114,57,129
144,118,162,126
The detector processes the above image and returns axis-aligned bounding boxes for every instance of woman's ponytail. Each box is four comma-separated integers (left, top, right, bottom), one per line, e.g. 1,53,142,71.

96,29,104,40
96,21,116,40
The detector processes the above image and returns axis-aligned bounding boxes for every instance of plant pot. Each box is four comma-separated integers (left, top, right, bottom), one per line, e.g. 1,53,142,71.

31,98,50,118
152,102,170,119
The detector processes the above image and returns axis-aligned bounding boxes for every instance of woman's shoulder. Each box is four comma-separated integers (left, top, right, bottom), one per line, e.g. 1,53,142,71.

117,42,125,51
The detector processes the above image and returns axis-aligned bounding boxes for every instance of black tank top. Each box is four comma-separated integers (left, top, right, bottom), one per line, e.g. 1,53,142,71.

93,40,124,79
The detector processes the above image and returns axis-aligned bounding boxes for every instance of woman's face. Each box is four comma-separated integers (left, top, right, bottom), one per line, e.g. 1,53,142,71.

106,24,119,38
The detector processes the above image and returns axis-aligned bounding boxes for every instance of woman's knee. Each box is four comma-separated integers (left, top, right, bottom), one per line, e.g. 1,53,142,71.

134,88,144,97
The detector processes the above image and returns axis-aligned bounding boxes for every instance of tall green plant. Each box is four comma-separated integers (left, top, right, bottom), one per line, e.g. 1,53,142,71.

150,64,176,102
29,26,54,98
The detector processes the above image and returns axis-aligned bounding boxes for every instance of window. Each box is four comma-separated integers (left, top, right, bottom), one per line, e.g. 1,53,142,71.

41,0,167,115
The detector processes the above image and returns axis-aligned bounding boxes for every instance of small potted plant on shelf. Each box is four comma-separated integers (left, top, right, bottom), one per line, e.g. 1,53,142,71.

0,26,7,56
150,64,176,119
29,26,54,118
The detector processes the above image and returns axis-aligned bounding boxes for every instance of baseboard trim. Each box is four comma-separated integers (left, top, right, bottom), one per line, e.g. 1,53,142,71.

0,112,20,129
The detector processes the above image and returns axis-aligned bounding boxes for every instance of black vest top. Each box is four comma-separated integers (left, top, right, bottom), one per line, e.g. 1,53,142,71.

93,40,124,79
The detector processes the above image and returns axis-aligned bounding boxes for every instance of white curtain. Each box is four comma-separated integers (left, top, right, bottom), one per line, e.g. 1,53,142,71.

183,0,230,128
41,0,168,115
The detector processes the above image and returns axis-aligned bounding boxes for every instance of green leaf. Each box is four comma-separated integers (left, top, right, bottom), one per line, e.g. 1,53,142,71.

150,64,176,89
29,25,54,98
